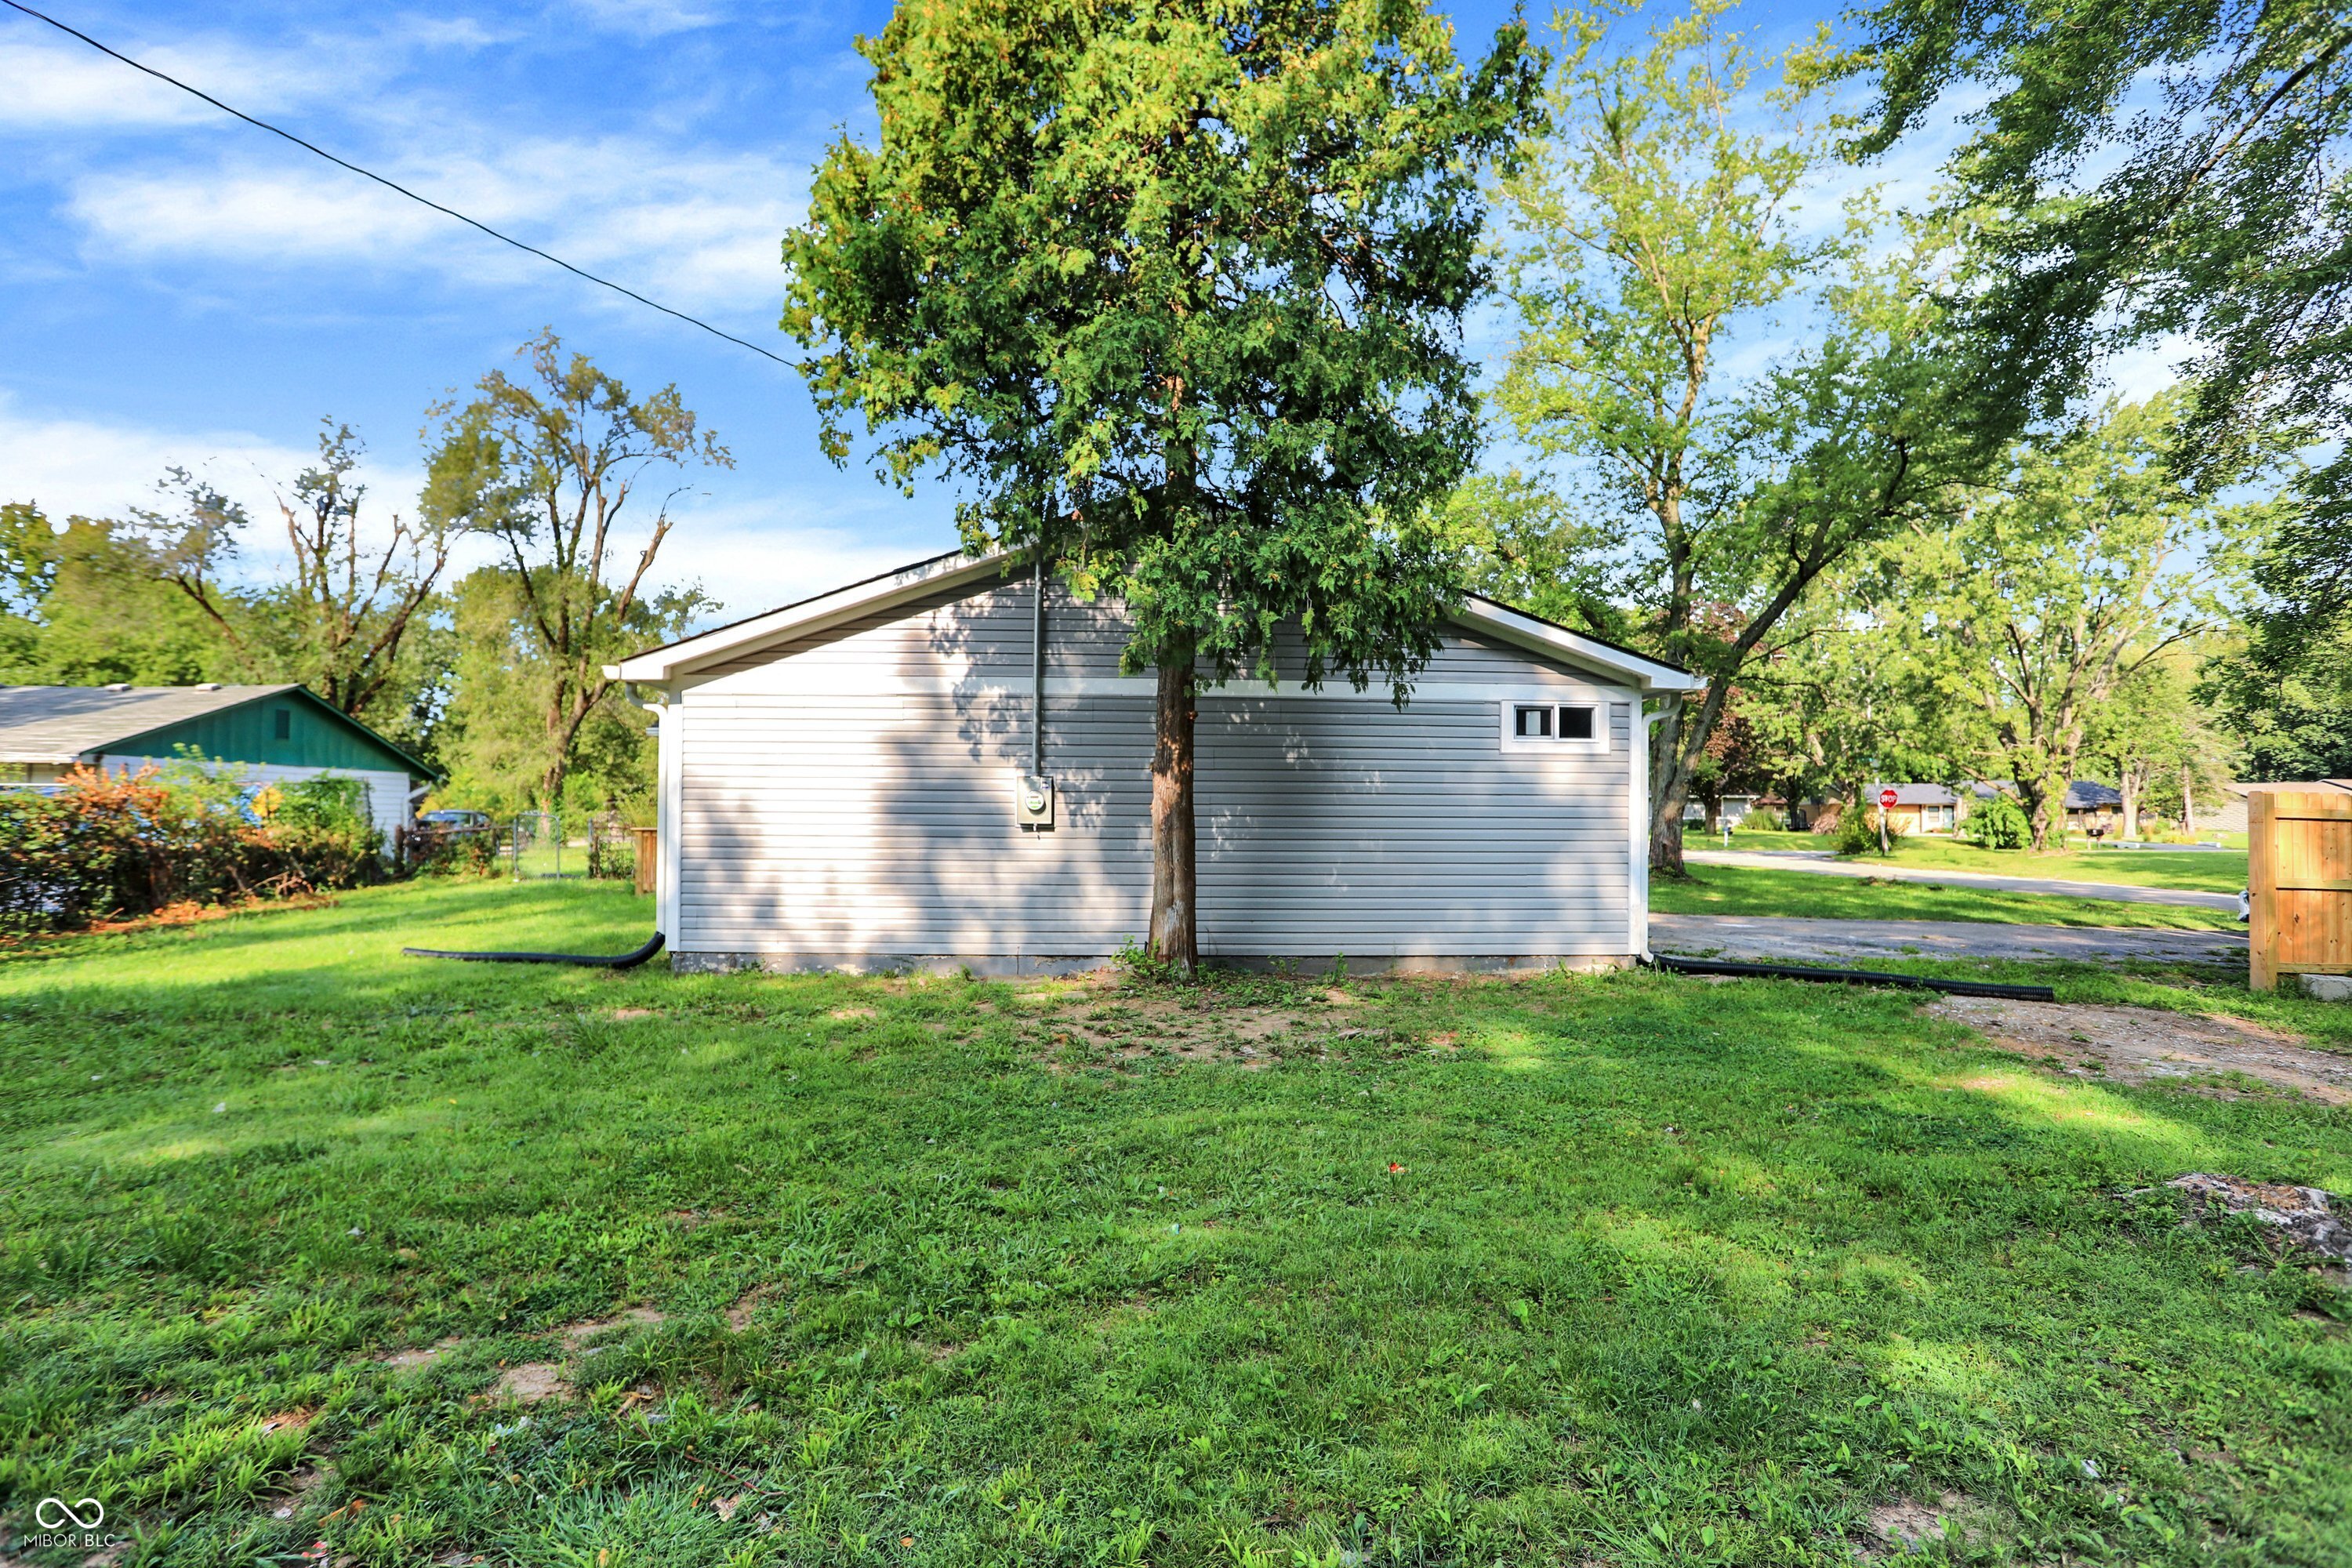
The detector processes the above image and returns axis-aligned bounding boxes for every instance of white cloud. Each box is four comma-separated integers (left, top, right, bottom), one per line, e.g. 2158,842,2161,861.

67,138,804,314
568,0,726,38
639,491,955,618
0,390,942,625
0,14,515,134
0,34,292,129
0,394,331,524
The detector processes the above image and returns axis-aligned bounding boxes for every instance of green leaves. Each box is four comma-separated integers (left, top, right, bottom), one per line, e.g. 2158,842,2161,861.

785,0,1541,682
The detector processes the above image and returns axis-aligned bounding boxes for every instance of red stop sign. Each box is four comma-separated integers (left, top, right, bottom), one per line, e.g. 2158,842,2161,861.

1879,788,1900,808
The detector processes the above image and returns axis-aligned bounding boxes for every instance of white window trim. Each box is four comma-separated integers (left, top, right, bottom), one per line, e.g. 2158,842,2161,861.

1499,698,1610,753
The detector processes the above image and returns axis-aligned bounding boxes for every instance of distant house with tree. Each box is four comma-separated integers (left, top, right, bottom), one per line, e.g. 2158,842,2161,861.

0,684,436,833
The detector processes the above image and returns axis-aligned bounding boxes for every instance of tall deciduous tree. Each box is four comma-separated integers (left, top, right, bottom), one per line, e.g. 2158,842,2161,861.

784,0,1541,968
0,502,239,688
1894,397,2243,851
1486,1,1977,873
119,425,452,726
423,330,727,808
2087,647,2230,841
1851,0,2352,757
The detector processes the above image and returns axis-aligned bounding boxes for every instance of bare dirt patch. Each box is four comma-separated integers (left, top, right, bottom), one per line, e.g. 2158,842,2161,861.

1929,996,2352,1104
725,1287,775,1331
561,1305,664,1348
1036,995,1310,1069
1864,1493,1964,1553
1035,989,1425,1071
485,1361,566,1403
382,1335,463,1370
609,1007,659,1022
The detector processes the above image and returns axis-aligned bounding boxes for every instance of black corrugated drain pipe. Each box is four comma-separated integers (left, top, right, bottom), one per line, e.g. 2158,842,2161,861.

1646,953,2056,1002
401,932,666,969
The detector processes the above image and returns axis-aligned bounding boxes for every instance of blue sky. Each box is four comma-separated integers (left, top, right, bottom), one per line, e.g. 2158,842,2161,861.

3,0,1929,622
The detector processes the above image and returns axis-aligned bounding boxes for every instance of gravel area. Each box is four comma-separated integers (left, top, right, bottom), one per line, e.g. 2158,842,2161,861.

1650,914,2247,967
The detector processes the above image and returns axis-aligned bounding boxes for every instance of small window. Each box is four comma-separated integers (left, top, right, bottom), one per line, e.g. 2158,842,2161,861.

1501,698,1609,753
273,707,291,740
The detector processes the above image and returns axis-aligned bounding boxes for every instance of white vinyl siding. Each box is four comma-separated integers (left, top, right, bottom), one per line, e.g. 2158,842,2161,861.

669,576,1640,968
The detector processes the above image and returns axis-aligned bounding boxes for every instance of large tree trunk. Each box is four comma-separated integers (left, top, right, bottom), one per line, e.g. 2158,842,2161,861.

2119,760,2143,841
2018,771,2059,852
1148,659,1198,972
2180,764,2197,836
1647,697,1690,876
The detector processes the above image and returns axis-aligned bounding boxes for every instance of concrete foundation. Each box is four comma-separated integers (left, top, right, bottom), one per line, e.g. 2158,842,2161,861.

668,950,1636,979
2300,974,2352,1003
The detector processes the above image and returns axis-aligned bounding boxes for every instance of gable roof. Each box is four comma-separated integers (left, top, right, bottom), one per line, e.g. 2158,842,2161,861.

2063,780,2124,810
0,684,437,780
608,550,1709,696
1868,782,1959,806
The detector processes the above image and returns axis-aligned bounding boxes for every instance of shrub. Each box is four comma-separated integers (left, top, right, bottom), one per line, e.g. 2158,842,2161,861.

1832,806,1881,856
1739,806,1785,832
0,762,384,936
1962,793,2031,849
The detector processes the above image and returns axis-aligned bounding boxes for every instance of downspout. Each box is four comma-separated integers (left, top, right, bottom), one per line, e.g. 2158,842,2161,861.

1032,547,1046,777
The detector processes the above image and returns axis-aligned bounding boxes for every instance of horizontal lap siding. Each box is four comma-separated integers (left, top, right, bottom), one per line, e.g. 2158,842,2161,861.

1194,699,1629,953
675,578,1637,960
679,694,1155,953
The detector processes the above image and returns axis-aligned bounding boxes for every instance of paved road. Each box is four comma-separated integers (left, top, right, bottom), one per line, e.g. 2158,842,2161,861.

1650,914,2247,966
1683,848,2240,911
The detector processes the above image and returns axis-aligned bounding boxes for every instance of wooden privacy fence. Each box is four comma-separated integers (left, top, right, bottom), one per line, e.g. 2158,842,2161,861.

2249,789,2352,992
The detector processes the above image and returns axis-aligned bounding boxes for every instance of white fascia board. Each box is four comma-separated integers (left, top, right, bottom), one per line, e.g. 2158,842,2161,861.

606,554,1706,697
609,550,1014,685
1451,597,1708,695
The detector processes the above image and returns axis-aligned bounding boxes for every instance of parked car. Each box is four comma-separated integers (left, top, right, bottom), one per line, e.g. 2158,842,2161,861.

418,808,495,837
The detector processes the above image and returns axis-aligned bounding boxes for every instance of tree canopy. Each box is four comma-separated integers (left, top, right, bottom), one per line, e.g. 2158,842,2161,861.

785,0,1541,964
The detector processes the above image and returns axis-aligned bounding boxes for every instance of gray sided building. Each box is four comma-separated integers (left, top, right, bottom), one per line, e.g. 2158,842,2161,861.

612,552,1705,975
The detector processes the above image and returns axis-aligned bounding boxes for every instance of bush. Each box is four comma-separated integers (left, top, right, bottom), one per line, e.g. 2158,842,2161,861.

1962,793,2031,849
1739,806,1785,832
1831,806,1880,856
0,762,384,936
405,821,502,878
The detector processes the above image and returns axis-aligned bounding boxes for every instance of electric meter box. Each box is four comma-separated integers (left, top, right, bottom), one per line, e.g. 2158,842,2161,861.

1014,772,1055,828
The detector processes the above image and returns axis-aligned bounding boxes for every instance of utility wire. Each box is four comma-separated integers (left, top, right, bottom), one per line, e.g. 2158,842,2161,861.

2,0,793,366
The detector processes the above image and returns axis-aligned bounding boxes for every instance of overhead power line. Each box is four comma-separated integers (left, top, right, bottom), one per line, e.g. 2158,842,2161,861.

2,0,793,366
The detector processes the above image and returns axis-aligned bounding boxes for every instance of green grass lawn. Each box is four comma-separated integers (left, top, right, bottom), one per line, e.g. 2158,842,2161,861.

1718,833,2248,896
2,881,2348,1567
1652,865,2244,931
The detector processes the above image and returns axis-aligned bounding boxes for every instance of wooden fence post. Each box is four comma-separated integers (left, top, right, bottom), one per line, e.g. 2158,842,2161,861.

2250,790,2276,993
2249,788,2352,995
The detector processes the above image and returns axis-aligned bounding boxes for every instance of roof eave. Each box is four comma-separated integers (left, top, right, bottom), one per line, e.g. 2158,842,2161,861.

611,550,1014,684
1450,597,1707,695
604,554,1706,697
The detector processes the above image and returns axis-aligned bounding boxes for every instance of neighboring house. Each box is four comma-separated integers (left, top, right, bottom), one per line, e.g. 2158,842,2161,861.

2063,780,2125,835
0,684,437,835
1681,793,1760,829
610,551,1708,975
2210,779,2352,836
1866,782,1962,835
